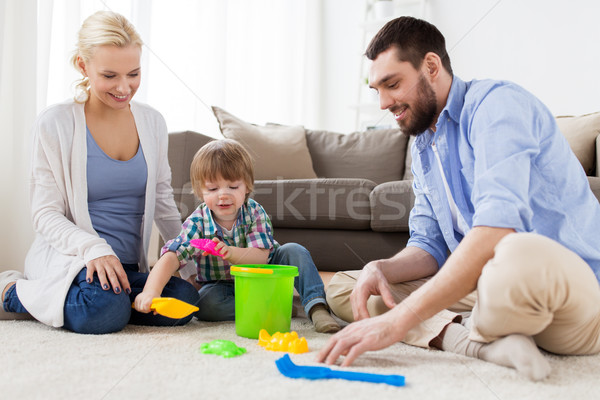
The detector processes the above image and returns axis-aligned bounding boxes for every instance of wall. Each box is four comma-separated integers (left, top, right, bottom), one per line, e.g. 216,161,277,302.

427,0,600,116
321,0,600,134
319,0,366,133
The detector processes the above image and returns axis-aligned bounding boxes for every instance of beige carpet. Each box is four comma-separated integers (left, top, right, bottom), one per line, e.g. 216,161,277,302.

1,313,599,400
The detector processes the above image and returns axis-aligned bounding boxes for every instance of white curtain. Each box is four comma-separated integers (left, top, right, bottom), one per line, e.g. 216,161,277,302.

0,0,37,272
40,0,325,135
0,0,326,271
145,0,324,135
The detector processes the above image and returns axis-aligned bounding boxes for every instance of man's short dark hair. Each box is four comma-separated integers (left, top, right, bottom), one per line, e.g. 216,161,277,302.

365,16,452,75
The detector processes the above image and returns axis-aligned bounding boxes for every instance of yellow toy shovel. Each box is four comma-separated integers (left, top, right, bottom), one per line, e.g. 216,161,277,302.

151,297,199,318
132,297,199,319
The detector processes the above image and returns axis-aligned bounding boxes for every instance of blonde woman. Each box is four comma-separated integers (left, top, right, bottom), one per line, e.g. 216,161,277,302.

0,11,199,333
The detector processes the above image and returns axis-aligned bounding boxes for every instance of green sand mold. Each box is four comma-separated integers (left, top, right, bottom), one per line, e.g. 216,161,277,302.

200,340,247,358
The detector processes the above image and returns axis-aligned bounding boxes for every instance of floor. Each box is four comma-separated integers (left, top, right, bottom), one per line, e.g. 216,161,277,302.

319,271,336,289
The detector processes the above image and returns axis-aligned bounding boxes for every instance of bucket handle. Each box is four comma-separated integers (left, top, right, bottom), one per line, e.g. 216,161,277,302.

231,266,274,274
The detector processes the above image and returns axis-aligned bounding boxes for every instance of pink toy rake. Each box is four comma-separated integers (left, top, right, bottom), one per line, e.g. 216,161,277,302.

190,238,223,257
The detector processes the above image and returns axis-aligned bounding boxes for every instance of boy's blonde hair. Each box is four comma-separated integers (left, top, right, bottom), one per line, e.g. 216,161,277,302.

71,11,143,103
190,139,254,200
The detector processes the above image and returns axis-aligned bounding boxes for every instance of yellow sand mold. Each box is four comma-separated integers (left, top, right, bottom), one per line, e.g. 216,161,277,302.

258,329,309,354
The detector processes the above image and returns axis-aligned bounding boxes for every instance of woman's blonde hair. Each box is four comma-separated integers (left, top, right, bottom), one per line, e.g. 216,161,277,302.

70,11,143,103
190,139,255,201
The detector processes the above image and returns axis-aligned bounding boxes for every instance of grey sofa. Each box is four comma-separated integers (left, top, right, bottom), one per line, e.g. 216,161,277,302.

167,110,600,272
167,127,414,272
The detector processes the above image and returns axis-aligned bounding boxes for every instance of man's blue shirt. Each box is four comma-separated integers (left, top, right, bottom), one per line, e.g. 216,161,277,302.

406,76,600,283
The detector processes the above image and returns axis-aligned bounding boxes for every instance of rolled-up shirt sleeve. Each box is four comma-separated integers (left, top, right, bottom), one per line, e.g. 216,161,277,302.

407,170,449,269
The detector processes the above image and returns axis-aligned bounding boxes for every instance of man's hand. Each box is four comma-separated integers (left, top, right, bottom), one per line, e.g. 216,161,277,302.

316,310,406,367
86,255,130,294
350,261,397,321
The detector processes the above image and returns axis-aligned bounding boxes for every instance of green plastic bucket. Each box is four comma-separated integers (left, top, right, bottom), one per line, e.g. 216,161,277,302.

230,264,298,339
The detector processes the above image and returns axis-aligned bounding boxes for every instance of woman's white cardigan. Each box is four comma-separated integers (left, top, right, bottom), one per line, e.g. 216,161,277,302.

16,100,187,327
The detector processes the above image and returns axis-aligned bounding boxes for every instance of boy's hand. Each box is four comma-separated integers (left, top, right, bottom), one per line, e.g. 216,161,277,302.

205,238,268,265
134,291,158,314
210,238,231,260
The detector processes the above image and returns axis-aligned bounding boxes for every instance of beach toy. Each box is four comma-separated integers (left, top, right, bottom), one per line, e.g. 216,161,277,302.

275,354,405,387
258,329,309,354
230,264,299,339
200,340,246,358
190,238,223,257
132,297,199,319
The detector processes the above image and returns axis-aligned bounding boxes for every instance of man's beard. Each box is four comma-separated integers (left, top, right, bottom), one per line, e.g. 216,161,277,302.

395,74,437,137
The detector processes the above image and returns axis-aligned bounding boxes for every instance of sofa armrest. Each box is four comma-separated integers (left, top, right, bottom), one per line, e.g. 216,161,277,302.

370,180,414,232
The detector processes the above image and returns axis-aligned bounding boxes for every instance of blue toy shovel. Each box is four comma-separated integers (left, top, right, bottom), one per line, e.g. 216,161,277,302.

275,354,405,387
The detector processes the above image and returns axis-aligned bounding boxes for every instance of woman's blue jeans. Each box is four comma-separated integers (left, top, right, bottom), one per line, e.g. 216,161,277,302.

195,242,327,321
3,264,200,334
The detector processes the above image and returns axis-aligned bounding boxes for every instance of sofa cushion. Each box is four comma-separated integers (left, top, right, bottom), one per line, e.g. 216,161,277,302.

252,178,376,230
212,106,317,180
273,228,409,271
556,111,600,176
305,128,409,184
370,180,414,232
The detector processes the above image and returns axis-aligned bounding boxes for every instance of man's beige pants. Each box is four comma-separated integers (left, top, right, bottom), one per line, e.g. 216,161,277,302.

326,233,600,354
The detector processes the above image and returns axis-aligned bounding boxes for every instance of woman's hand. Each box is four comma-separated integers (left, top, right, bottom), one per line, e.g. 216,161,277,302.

85,255,131,295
